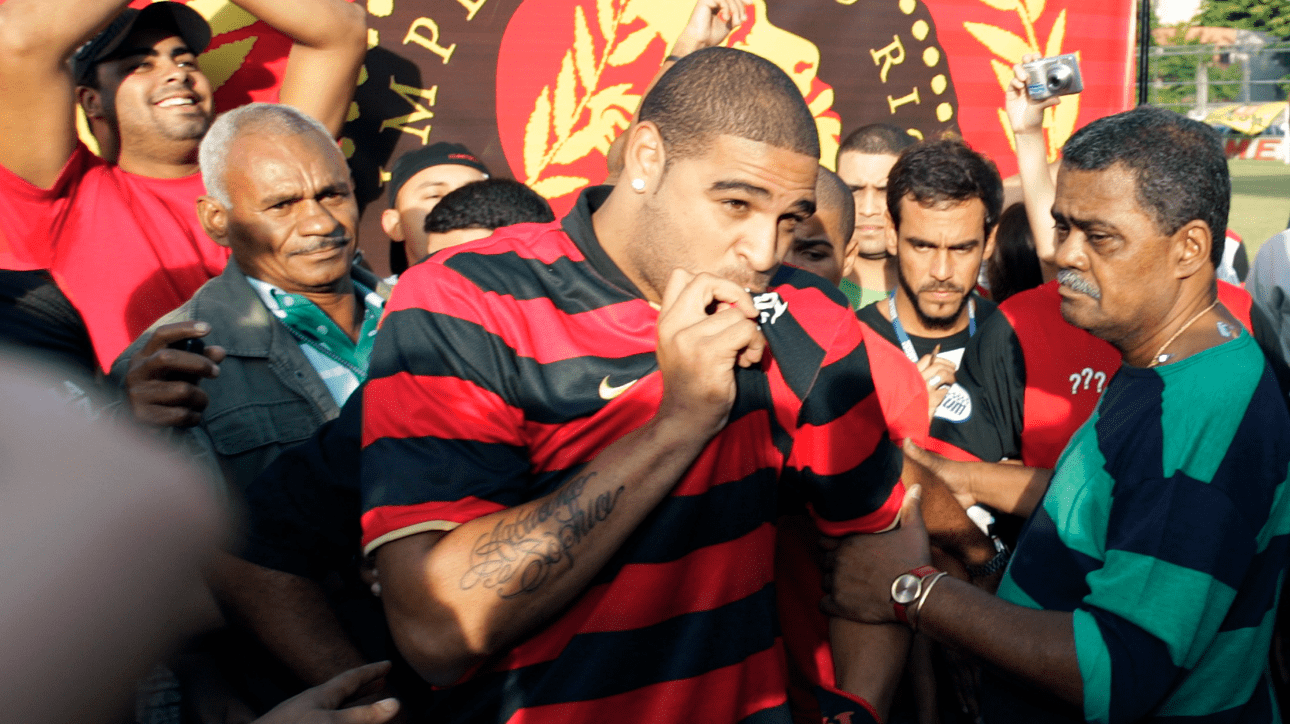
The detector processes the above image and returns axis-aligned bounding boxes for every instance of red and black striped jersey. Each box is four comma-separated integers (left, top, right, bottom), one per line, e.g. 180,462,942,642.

359,187,903,724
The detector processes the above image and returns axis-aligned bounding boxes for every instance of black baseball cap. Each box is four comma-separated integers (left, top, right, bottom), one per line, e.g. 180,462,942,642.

72,2,212,86
387,142,490,208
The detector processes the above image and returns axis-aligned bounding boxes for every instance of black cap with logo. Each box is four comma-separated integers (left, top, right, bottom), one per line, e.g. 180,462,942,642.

71,2,212,86
387,142,490,208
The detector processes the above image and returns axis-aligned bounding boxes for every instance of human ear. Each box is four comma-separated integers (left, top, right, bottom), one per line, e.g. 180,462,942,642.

841,235,859,278
885,219,899,257
75,86,106,121
197,196,231,248
1172,220,1212,280
623,121,665,194
381,208,406,242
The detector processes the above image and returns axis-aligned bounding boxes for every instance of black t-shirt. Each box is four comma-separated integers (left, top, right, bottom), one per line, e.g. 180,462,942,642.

927,307,1029,464
856,292,997,367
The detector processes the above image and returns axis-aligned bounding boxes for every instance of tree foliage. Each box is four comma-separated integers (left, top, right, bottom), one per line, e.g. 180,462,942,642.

1150,28,1245,107
1194,0,1290,39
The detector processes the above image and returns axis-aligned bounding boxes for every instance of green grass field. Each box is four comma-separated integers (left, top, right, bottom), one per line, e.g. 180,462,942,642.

1230,159,1290,264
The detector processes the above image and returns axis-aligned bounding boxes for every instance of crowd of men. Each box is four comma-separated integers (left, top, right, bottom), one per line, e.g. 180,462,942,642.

0,1,1288,723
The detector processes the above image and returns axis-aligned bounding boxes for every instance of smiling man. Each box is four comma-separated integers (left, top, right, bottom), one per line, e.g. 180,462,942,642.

358,47,961,724
0,0,365,371
826,107,1290,724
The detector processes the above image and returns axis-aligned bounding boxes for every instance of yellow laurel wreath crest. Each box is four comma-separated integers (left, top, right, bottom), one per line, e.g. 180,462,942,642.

963,0,1079,162
522,0,651,199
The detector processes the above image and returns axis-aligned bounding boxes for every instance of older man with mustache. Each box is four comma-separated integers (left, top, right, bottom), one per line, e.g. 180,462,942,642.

112,102,387,497
109,102,391,718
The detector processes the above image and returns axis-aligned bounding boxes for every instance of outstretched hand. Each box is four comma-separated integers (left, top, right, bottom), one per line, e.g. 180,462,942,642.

1006,52,1061,137
821,484,932,625
254,662,400,724
123,321,226,428
671,0,747,59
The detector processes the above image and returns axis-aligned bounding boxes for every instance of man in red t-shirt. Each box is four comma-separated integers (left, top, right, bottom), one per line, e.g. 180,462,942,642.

0,0,366,371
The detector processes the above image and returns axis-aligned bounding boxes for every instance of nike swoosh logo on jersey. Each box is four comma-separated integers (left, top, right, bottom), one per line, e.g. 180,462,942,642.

599,376,638,400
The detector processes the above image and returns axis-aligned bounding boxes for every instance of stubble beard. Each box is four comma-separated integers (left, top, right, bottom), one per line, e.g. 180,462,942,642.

155,107,213,142
897,263,967,331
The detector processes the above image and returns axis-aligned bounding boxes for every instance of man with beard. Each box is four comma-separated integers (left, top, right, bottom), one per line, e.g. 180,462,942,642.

0,0,365,371
836,124,918,309
857,138,1000,413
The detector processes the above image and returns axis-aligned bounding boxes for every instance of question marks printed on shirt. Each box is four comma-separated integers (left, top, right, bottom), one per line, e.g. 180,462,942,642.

1068,367,1107,395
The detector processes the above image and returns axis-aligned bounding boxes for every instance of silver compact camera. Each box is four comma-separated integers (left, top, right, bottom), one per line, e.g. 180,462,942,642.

1022,54,1083,101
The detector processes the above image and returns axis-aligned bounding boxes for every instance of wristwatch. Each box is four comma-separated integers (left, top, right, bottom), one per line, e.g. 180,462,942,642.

890,565,940,624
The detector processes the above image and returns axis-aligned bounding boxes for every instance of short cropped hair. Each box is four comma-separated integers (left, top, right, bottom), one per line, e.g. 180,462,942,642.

1061,106,1229,267
886,138,1003,240
816,166,855,244
838,123,918,162
199,102,334,208
637,47,819,162
424,178,555,234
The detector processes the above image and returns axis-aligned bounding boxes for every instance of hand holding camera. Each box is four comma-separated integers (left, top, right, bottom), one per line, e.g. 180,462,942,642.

1005,52,1081,137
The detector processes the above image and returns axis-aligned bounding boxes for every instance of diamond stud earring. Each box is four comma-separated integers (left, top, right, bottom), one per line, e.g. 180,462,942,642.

631,178,645,192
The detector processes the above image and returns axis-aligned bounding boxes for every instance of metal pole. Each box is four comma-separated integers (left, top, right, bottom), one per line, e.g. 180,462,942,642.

1137,0,1151,106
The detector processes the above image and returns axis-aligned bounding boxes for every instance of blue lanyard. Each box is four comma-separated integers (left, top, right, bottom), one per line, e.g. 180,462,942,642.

887,291,975,363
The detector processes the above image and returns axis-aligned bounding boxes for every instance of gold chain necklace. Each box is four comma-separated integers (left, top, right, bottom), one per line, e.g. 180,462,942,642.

1147,300,1219,368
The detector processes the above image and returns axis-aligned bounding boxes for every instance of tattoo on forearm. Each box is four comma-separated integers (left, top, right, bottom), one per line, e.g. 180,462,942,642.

460,472,625,598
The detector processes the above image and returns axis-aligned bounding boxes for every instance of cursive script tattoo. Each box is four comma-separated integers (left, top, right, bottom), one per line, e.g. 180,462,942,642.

460,472,625,598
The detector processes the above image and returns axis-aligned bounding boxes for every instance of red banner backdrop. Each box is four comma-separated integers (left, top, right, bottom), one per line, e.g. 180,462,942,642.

120,0,1137,275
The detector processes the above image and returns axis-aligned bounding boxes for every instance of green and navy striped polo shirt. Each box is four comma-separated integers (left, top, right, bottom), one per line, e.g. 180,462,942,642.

991,331,1290,724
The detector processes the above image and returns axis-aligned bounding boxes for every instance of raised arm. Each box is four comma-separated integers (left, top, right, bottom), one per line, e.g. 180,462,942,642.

0,0,131,187
374,270,767,685
1006,53,1061,281
232,0,366,137
605,0,743,180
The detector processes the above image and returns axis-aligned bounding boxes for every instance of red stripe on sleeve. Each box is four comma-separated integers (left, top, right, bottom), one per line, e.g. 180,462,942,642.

777,283,862,367
364,372,524,446
790,395,888,477
360,496,506,550
861,323,932,445
810,481,905,536
921,436,982,463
